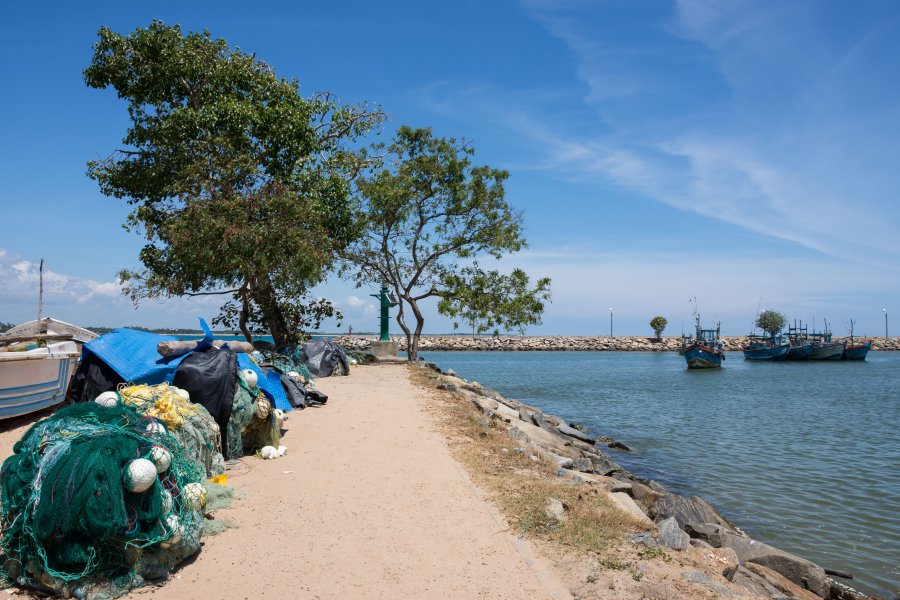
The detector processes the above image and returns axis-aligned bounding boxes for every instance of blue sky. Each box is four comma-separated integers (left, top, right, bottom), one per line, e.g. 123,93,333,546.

1,0,898,336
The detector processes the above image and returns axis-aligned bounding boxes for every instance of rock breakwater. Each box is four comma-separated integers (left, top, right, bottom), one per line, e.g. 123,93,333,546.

337,335,900,352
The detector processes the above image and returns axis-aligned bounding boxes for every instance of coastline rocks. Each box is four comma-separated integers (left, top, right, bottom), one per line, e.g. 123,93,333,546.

658,517,690,551
649,494,737,531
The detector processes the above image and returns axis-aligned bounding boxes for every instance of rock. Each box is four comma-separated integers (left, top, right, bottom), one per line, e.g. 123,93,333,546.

570,457,593,472
569,422,586,432
556,422,596,444
444,368,458,377
730,565,785,598
681,572,739,598
631,531,656,547
506,420,580,459
607,441,631,451
689,539,713,549
647,480,668,494
649,494,734,530
742,563,822,600
595,435,614,444
492,402,520,422
610,481,632,493
590,455,623,476
609,492,653,525
468,394,499,415
545,497,567,521
716,531,831,598
531,412,556,432
684,523,727,547
518,407,533,423
437,383,458,392
658,516,689,550
627,481,665,512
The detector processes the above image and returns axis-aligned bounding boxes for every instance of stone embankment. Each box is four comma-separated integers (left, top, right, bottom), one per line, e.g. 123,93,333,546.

337,335,900,352
427,363,870,600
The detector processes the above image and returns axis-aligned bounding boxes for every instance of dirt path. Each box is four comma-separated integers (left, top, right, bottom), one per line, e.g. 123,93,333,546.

115,363,571,599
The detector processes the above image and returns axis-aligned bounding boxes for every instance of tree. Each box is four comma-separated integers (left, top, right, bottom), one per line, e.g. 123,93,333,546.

650,316,667,341
343,126,550,360
84,21,384,346
756,310,786,337
438,265,551,338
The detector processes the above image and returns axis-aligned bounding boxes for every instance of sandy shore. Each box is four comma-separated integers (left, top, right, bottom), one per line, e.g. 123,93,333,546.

0,364,571,599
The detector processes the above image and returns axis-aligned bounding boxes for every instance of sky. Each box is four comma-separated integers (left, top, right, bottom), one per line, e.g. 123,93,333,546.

1,0,899,336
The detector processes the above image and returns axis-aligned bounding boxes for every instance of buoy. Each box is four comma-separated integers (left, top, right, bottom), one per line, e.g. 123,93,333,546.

182,482,207,511
165,513,182,543
94,391,119,407
124,458,158,493
160,488,173,513
172,387,190,402
145,419,166,435
241,369,258,389
277,445,287,456
255,397,270,420
259,446,278,459
149,445,172,473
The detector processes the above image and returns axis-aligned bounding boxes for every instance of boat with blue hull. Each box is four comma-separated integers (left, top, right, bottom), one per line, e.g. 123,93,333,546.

842,320,871,361
742,335,791,361
679,315,724,369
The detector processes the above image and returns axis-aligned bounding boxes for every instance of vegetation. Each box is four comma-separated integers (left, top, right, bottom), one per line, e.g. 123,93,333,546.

437,265,551,338
84,21,384,346
343,126,550,360
756,309,787,337
0,321,14,333
649,315,667,341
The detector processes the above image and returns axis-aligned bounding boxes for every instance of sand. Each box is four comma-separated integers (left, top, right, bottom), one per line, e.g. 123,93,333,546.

0,363,571,599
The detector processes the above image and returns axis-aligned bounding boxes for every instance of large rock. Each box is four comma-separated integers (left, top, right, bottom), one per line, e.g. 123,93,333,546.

649,494,734,530
590,455,624,476
609,492,653,526
506,420,580,459
658,516,689,550
742,563,822,600
556,422,596,444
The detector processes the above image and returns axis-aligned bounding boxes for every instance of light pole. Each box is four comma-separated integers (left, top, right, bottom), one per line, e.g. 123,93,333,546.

609,307,613,338
883,308,888,339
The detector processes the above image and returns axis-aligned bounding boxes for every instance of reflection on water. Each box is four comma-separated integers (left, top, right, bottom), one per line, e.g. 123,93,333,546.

420,350,900,597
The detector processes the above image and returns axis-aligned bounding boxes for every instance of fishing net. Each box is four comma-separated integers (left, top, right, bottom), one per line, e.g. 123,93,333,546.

117,383,226,478
225,380,280,460
0,402,208,598
256,348,315,386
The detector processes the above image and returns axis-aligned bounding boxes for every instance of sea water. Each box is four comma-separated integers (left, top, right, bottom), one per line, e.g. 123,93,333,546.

420,350,900,597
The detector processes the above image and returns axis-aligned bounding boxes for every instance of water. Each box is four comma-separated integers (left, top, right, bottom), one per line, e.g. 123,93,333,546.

420,350,900,597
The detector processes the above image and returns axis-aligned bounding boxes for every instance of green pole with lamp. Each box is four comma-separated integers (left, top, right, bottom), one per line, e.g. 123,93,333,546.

370,282,399,343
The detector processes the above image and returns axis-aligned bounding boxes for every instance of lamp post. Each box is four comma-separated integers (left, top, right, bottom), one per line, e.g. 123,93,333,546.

883,308,888,339
609,307,613,338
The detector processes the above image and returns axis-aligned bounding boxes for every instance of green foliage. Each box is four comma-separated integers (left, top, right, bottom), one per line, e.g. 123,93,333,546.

649,315,667,340
343,126,551,359
0,321,14,333
84,21,383,345
438,266,551,337
756,309,787,337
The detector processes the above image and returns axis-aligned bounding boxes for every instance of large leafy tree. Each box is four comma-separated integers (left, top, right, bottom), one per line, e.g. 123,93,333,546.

649,316,667,341
756,309,786,338
84,21,383,345
343,126,551,360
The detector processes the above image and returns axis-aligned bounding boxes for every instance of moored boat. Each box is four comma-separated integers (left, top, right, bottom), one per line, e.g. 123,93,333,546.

679,314,724,369
742,334,791,361
841,320,871,361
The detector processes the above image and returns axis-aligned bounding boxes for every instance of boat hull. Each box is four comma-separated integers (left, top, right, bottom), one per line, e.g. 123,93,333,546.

810,342,845,361
842,343,871,361
0,344,79,420
742,343,790,361
680,344,723,369
784,343,813,361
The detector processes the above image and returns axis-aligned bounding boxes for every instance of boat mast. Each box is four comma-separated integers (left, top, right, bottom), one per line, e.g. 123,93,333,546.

37,258,45,337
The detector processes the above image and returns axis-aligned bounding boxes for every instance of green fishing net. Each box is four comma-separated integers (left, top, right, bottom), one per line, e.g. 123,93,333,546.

225,380,280,460
0,402,207,598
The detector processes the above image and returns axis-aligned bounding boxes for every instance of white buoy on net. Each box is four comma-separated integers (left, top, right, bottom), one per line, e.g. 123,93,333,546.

94,391,119,407
165,513,182,543
145,419,166,435
182,482,207,511
241,369,258,389
123,458,158,493
172,387,190,402
150,445,172,474
160,488,173,514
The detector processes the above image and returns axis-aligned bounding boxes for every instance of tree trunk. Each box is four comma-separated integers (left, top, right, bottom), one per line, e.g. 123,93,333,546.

251,276,291,347
239,282,253,343
407,298,425,361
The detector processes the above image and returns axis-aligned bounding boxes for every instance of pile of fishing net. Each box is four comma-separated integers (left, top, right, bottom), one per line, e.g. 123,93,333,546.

254,348,315,386
226,371,282,459
115,383,226,478
0,402,210,597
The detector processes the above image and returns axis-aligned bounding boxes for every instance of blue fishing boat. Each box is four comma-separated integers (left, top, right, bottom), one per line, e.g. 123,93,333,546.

679,315,724,369
742,334,790,361
841,320,871,361
784,321,813,361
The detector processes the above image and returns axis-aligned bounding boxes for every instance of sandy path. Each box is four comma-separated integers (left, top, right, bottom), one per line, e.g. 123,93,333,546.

103,363,568,599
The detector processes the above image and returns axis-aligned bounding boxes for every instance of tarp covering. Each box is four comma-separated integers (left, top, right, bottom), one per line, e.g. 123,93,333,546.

299,339,350,378
82,329,187,384
237,354,292,412
173,347,237,438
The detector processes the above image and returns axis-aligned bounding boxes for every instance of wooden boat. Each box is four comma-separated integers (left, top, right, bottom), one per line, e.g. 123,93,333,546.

742,334,790,361
679,314,724,369
841,320,871,361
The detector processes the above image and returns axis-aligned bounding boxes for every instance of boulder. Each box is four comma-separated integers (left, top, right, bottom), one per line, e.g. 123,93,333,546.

506,420,580,459
545,497,567,522
556,422,596,444
570,457,593,472
531,412,556,432
607,440,631,451
681,572,740,598
627,481,665,512
436,382,458,392
590,455,624,476
742,563,822,600
468,393,499,415
609,492,653,526
658,516,689,550
492,402,520,423
649,494,734,530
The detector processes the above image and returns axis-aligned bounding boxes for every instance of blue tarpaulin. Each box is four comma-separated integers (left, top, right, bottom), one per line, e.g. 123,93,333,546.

237,353,292,412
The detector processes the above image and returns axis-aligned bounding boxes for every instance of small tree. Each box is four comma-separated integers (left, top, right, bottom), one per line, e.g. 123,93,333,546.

756,310,786,337
343,126,551,360
438,266,551,338
650,316,667,341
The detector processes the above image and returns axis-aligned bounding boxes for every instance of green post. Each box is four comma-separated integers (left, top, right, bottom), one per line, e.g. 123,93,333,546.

370,284,399,342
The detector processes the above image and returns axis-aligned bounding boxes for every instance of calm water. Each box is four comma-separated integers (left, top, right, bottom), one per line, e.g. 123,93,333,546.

420,351,900,597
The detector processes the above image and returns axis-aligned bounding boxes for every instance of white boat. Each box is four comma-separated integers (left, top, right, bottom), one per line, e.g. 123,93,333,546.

0,318,98,420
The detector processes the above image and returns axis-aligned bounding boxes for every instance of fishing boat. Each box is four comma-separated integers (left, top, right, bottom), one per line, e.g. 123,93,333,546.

784,321,813,360
742,334,790,361
0,261,98,419
809,332,845,361
841,320,871,361
679,314,724,369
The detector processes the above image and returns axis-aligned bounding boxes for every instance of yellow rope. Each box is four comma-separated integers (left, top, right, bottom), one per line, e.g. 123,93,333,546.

117,383,198,429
